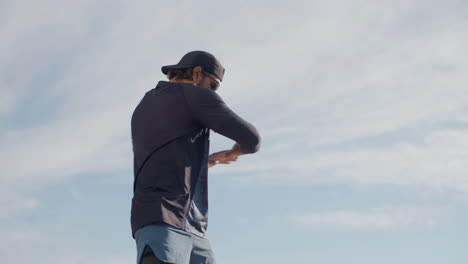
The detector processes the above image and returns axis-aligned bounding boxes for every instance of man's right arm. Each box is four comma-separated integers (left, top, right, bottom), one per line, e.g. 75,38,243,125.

183,87,260,154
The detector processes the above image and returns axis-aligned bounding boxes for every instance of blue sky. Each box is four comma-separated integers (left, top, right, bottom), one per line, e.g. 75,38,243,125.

1,0,468,263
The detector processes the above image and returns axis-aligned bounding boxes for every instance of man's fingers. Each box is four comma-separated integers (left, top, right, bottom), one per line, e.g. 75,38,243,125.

209,151,241,166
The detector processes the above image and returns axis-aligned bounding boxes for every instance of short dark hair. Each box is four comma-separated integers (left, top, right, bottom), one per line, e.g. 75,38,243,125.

167,68,194,80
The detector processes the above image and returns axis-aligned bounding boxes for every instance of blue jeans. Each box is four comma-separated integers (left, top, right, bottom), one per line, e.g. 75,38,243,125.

135,223,216,264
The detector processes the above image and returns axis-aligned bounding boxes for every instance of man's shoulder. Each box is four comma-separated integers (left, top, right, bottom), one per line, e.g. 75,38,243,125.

147,81,224,108
181,84,223,104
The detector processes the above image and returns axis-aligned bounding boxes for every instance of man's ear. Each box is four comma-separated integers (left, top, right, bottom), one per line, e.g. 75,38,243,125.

192,66,203,82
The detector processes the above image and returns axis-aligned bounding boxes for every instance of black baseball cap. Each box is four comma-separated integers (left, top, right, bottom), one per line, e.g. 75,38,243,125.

161,50,225,81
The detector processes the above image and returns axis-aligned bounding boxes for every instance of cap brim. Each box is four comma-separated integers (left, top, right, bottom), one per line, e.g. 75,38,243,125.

161,64,194,75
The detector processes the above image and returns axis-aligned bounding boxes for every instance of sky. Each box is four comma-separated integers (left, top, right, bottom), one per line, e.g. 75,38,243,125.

1,0,467,263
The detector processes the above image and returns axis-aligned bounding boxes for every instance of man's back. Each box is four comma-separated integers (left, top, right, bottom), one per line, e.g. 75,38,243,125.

131,80,260,239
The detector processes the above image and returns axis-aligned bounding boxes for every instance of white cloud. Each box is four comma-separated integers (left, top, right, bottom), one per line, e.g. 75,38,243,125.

216,127,468,193
2,228,43,242
0,0,106,117
1,104,131,179
0,195,40,219
210,3,468,192
0,225,134,264
289,206,438,230
1,0,467,235
52,254,134,264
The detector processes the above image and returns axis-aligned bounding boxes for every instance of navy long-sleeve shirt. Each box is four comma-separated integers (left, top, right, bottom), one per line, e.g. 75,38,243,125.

130,81,260,238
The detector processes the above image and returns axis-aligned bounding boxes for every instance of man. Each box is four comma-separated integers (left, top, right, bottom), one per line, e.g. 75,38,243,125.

130,50,261,264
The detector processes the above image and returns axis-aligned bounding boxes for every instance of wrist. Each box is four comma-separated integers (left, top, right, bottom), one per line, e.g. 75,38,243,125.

232,143,244,155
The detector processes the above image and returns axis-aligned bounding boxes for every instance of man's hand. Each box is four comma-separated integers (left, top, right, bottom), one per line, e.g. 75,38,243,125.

208,143,243,168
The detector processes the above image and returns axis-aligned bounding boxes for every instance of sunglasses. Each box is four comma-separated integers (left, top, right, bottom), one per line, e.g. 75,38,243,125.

202,70,220,91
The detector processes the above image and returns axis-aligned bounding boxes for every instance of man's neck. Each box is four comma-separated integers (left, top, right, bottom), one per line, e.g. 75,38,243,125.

169,78,193,84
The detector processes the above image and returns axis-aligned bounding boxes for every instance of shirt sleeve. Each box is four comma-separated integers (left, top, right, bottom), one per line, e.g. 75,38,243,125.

183,87,260,154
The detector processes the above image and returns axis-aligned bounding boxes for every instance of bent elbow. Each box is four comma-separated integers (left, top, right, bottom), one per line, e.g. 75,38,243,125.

250,134,261,153
240,129,261,154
